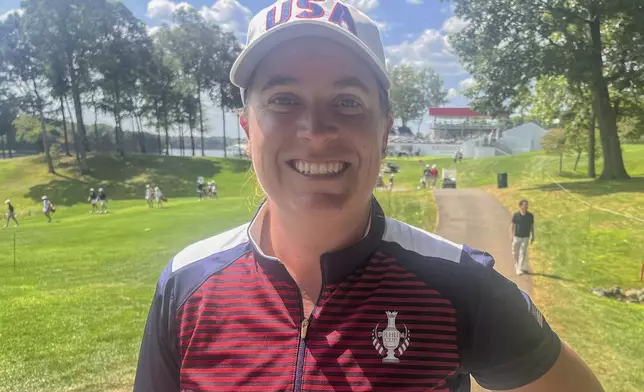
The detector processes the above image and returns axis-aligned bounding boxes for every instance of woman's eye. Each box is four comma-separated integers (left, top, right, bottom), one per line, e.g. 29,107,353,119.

338,99,361,108
269,95,298,106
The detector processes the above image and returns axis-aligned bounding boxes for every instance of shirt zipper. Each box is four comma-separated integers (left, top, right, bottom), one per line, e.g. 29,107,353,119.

293,262,326,392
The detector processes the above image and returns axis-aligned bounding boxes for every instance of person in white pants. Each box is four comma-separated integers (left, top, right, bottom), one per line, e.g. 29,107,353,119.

510,199,535,275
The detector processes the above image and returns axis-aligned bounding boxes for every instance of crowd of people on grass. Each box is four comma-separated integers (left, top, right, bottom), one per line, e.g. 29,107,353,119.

196,177,218,201
3,176,222,228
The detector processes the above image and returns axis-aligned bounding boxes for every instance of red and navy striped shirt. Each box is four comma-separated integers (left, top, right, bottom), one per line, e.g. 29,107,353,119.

134,200,560,392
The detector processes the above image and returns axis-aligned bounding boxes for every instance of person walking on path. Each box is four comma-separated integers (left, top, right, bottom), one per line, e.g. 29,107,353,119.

88,188,99,214
511,199,535,275
134,2,604,392
4,199,19,228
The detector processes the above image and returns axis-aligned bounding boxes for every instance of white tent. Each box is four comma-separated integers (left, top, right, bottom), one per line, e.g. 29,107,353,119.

500,123,548,154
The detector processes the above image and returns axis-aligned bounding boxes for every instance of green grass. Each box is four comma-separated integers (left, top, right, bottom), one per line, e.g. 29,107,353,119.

1,147,643,391
388,146,644,392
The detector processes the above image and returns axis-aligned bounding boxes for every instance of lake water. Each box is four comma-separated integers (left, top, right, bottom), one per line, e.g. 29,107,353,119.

168,148,242,158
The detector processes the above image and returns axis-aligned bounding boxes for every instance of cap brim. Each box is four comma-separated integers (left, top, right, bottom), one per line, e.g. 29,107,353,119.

231,20,390,93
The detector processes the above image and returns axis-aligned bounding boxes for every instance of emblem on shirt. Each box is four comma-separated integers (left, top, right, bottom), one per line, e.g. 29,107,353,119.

371,311,411,363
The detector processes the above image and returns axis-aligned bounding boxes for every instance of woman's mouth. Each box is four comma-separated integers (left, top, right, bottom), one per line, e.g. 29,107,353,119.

287,160,350,177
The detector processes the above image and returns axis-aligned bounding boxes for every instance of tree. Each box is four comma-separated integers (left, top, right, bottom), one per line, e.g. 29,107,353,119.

527,76,600,176
415,66,449,132
92,1,152,157
145,26,182,156
390,64,426,127
21,0,101,173
390,64,447,127
541,128,568,174
0,97,18,159
0,12,55,173
210,32,243,158
169,9,222,157
449,0,644,179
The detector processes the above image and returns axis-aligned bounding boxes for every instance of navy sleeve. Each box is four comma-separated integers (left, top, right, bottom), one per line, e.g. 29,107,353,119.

466,268,561,390
461,244,495,268
511,212,518,224
133,264,180,392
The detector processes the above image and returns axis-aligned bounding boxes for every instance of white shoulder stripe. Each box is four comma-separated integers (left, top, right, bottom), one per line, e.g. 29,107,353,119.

172,222,250,273
382,217,464,263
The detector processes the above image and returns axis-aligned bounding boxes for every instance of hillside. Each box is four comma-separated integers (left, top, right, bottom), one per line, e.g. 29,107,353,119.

0,153,255,207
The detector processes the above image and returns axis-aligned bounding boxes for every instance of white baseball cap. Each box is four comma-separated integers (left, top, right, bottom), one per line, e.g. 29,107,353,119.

230,0,389,100
4,199,9,204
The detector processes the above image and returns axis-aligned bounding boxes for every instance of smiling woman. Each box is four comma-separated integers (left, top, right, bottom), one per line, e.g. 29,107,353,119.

133,2,604,392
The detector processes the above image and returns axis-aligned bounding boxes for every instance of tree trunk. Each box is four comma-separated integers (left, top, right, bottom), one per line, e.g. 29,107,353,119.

588,15,629,180
66,51,90,154
588,110,596,178
156,121,162,155
65,97,81,165
190,123,196,156
114,110,124,157
416,113,425,134
179,125,184,156
65,65,89,173
7,130,12,158
163,110,170,156
221,104,227,158
131,117,139,153
94,104,100,152
198,87,205,156
573,148,581,172
1,134,6,159
59,96,71,156
113,81,124,157
136,115,147,154
154,99,162,154
33,83,55,174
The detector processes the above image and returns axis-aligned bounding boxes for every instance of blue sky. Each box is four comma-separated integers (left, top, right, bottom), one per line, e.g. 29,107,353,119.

1,0,473,134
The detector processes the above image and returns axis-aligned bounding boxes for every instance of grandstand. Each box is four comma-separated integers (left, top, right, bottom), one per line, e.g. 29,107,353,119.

387,107,547,158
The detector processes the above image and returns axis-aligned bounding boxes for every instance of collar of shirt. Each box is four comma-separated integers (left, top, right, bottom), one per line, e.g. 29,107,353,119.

247,197,386,284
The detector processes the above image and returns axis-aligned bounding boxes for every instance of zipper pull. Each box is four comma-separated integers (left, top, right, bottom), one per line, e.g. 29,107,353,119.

300,318,309,340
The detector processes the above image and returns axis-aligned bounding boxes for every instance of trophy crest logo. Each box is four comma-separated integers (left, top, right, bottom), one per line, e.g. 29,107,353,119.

371,311,411,363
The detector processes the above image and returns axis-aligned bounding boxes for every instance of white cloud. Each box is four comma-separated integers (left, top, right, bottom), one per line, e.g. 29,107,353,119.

446,88,460,100
459,77,476,91
0,8,24,21
147,0,192,21
442,16,468,34
199,0,252,35
343,0,379,12
406,0,424,4
385,29,466,75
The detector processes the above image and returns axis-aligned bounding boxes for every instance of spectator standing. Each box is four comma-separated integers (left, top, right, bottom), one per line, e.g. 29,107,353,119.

430,164,439,189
